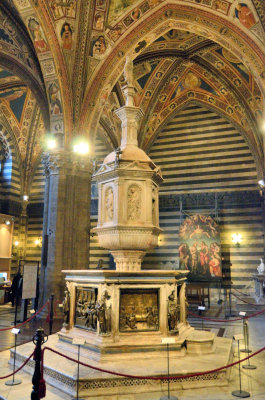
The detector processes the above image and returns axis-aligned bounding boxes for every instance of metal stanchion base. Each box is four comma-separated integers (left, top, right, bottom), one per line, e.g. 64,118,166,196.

160,396,178,400
232,390,250,398
5,379,22,386
242,364,256,370
240,349,252,353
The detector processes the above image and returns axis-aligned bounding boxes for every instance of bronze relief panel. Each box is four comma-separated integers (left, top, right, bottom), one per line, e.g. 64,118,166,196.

75,287,98,331
119,289,159,332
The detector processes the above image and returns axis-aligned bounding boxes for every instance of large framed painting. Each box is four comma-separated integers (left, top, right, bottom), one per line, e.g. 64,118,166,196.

179,214,222,282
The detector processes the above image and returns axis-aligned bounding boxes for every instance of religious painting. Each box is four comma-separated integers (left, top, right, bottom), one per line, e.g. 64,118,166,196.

119,289,159,332
60,22,73,50
48,82,63,115
96,0,107,11
90,35,107,58
75,287,98,331
107,24,124,42
28,17,49,53
49,0,77,20
212,0,230,15
234,3,256,29
108,0,135,24
93,12,105,30
179,214,222,281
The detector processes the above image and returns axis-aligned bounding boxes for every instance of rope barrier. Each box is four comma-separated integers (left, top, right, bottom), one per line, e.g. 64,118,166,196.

42,345,265,381
0,351,34,379
233,288,251,297
188,307,265,322
0,301,49,332
231,292,261,306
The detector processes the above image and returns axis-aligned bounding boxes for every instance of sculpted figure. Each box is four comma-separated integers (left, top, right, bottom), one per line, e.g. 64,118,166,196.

62,289,70,325
168,291,180,333
127,185,141,220
96,290,111,334
105,187,114,221
124,56,134,87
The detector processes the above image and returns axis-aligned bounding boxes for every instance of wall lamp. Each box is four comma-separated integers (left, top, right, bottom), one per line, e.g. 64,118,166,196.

35,237,42,248
232,233,242,247
73,141,90,155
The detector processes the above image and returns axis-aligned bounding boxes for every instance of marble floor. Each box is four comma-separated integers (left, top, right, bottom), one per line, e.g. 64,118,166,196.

0,294,264,400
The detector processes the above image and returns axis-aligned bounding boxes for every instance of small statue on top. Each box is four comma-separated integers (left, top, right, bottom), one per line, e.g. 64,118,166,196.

257,258,265,275
124,56,134,87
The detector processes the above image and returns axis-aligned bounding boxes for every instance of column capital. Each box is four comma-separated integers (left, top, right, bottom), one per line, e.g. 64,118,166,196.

42,150,93,177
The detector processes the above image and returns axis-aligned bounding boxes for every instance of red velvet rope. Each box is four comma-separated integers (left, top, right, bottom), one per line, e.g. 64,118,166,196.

188,307,265,322
231,292,261,306
42,345,265,381
0,301,49,332
0,351,34,379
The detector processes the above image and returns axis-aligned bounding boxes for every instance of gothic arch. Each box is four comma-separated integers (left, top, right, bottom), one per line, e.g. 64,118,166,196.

145,99,263,181
79,3,265,144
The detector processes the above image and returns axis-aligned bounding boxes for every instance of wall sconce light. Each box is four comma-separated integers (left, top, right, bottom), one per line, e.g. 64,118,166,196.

47,138,57,150
232,233,242,247
73,141,89,155
258,179,265,188
35,238,42,248
14,241,19,247
23,194,29,201
5,220,10,225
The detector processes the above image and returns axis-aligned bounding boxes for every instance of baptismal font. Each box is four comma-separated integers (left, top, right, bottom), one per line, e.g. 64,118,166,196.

59,56,192,351
12,58,233,399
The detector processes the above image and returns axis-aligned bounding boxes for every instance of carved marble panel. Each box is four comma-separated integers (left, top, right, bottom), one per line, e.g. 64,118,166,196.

105,186,114,221
127,184,141,221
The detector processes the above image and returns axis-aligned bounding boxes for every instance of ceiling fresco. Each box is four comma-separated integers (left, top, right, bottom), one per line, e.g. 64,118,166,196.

0,0,263,179
96,27,263,162
0,66,45,194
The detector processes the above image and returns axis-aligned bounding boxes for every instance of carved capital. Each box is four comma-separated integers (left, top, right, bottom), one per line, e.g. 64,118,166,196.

42,151,93,177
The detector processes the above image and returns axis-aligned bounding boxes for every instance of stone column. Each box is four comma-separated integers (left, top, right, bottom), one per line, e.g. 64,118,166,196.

40,150,93,303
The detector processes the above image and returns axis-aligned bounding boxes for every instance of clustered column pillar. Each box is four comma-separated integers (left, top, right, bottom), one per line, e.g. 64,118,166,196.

40,150,93,302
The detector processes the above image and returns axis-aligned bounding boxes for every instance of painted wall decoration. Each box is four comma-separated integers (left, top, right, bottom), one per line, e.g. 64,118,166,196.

48,0,77,20
91,35,108,57
234,3,256,29
179,214,222,281
60,22,73,50
48,82,63,115
28,17,49,53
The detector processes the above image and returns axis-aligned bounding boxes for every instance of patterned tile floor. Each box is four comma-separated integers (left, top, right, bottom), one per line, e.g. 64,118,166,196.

0,293,264,399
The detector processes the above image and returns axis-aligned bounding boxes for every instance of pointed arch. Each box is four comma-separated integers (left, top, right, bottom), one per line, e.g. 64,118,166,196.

145,98,263,181
79,3,265,142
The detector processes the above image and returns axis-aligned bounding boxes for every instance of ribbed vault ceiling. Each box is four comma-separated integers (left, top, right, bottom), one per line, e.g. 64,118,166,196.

101,29,262,169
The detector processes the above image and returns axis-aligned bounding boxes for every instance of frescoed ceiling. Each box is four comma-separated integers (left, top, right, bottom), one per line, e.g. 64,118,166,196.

0,67,45,191
0,0,263,175
99,28,263,165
